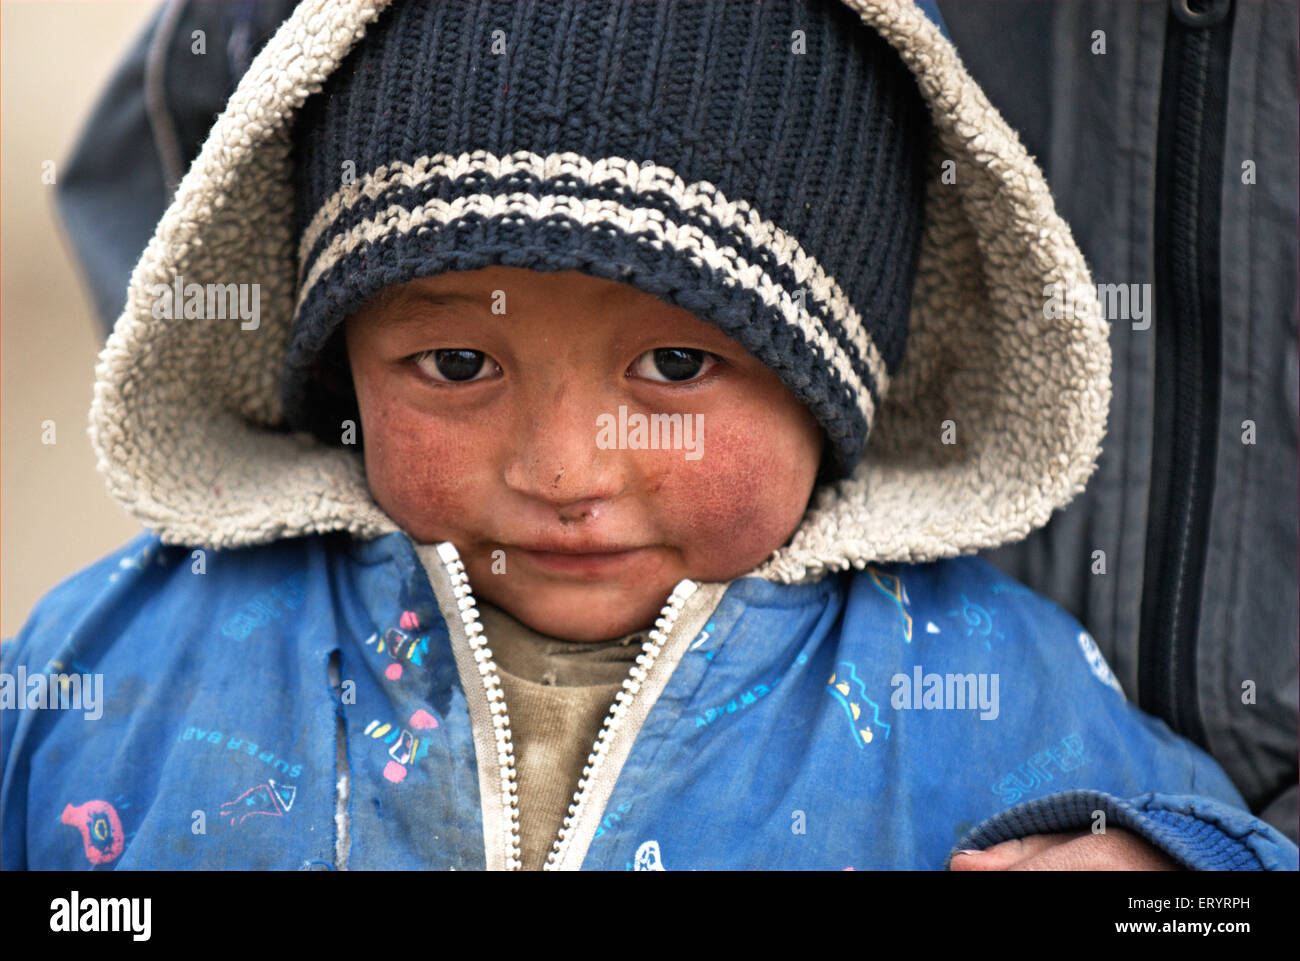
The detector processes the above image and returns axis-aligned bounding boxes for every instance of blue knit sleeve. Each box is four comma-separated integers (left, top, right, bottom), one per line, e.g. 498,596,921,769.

946,789,1299,871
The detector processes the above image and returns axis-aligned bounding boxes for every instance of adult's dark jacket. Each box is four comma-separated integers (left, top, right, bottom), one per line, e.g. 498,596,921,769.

939,0,1299,840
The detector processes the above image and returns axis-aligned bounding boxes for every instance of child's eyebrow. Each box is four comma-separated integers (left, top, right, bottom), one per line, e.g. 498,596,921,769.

369,289,486,328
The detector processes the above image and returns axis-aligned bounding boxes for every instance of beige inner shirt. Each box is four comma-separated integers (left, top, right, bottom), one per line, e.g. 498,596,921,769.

474,600,650,870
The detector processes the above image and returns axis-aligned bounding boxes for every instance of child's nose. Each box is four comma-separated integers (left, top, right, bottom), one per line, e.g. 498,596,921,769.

501,391,626,509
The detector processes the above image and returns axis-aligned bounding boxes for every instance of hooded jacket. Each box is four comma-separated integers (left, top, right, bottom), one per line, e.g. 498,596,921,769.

4,0,1296,870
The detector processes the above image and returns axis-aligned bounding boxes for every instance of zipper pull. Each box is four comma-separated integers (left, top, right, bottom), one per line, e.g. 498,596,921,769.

1170,0,1231,28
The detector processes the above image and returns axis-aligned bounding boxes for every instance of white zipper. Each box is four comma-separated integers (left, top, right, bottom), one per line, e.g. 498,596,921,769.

434,542,522,868
433,541,698,871
546,575,697,869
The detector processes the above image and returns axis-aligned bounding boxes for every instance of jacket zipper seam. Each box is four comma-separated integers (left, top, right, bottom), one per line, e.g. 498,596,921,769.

433,542,522,869
545,578,701,869
1140,0,1231,744
430,541,715,871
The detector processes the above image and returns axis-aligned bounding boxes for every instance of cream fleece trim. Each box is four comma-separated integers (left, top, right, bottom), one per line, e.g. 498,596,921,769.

88,0,1109,582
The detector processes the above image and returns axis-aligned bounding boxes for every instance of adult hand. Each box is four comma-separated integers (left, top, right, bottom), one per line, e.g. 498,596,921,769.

949,828,1182,870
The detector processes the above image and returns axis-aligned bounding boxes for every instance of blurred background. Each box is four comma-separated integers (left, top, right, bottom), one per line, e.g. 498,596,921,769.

2,2,156,637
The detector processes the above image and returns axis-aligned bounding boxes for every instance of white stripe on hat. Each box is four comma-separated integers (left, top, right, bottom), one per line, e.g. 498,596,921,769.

296,150,890,423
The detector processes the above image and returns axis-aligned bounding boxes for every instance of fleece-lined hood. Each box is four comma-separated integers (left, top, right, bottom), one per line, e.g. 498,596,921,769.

89,0,1109,584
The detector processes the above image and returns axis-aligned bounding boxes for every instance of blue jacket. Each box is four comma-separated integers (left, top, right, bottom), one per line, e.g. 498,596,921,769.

50,0,1298,850
4,529,1295,870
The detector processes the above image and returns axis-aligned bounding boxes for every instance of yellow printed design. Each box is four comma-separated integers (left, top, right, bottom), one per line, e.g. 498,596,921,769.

827,662,890,748
364,711,437,784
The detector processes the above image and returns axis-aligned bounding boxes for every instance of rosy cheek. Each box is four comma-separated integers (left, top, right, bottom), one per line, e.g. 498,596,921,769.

650,416,813,577
360,401,484,541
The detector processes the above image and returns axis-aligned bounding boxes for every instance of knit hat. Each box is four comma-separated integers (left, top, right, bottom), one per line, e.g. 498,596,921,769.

284,0,931,478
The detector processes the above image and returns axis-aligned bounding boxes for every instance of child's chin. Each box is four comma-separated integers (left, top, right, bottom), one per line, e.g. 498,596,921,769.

489,581,668,643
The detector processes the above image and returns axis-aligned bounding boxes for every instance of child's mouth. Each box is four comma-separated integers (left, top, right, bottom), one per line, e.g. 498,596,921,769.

512,544,654,578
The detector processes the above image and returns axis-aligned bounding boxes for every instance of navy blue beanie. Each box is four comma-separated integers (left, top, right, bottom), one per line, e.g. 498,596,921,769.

286,0,930,478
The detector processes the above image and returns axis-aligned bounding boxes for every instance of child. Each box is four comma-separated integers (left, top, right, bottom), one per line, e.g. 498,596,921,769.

2,0,1295,870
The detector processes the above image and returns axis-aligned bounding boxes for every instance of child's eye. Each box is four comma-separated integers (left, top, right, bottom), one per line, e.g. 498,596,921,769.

631,348,717,383
414,349,500,383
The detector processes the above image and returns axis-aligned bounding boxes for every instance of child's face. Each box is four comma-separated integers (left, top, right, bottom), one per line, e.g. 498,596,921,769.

346,266,824,641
